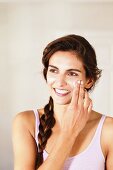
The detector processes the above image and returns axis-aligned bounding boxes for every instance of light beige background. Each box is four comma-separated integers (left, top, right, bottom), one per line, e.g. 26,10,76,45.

0,1,113,169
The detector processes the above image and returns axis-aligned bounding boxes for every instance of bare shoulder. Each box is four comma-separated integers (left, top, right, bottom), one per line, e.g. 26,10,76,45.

104,115,113,133
12,110,36,137
12,108,44,136
103,115,113,146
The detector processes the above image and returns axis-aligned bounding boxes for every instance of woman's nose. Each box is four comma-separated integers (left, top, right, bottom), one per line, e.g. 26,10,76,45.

55,74,67,87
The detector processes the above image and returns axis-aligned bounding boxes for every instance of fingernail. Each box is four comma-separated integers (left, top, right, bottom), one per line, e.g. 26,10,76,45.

77,80,81,84
81,80,83,85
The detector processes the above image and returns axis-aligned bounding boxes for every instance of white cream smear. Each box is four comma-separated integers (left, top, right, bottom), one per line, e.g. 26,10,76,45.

47,76,79,90
47,77,56,83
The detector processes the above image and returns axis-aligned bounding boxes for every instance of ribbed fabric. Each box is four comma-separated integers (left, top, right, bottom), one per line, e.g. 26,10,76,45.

34,109,106,170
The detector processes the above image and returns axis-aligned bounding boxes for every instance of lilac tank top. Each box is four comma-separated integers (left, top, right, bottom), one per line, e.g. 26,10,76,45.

34,110,106,170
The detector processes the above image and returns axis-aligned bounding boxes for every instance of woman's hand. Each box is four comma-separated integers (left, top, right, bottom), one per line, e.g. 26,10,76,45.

60,80,93,137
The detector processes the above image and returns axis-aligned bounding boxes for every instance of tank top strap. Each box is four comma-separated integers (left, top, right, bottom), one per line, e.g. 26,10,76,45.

33,109,40,147
97,115,106,135
93,114,106,144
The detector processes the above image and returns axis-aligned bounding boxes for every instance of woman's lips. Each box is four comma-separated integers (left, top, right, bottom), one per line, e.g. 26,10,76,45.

54,88,70,97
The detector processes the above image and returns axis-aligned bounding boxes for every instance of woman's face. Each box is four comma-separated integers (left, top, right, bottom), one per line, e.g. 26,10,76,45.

47,51,90,105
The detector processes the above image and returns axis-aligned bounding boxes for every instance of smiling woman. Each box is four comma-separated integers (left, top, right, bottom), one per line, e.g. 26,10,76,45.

46,51,90,105
12,34,113,170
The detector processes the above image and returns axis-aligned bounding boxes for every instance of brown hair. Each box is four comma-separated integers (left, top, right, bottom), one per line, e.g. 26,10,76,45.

37,34,102,168
37,96,55,168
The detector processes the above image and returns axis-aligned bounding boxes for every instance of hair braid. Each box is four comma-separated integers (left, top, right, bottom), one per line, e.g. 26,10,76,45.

36,96,55,168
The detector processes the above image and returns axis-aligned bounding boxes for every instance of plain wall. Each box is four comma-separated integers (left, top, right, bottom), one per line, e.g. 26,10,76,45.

0,1,113,169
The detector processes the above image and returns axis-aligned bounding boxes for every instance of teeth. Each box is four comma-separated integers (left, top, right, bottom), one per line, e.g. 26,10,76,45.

55,89,69,94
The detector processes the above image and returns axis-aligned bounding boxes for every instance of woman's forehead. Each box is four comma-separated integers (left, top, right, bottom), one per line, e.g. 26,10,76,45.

49,51,84,70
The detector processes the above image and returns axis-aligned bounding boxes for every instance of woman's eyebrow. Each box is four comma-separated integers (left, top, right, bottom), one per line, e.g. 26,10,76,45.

48,65,81,73
67,69,81,73
48,65,58,69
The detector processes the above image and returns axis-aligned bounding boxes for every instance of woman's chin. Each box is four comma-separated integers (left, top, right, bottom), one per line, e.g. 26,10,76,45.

53,98,71,105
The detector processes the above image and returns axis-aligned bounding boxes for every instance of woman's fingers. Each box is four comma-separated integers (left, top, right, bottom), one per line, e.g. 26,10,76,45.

63,80,93,136
88,99,93,113
77,81,85,107
70,81,80,107
70,80,84,108
84,90,90,109
70,80,92,116
84,90,92,111
83,90,92,121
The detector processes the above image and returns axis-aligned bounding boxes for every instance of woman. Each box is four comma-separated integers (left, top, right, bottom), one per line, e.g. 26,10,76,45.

12,34,113,170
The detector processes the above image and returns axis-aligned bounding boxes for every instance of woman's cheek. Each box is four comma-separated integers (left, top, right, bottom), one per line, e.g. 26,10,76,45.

47,76,56,84
67,78,79,89
67,78,85,89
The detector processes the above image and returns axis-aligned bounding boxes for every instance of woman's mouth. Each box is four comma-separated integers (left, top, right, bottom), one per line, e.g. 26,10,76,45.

54,88,70,97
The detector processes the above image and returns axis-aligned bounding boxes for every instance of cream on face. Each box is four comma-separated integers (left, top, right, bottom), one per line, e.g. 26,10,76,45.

47,76,56,84
47,66,83,90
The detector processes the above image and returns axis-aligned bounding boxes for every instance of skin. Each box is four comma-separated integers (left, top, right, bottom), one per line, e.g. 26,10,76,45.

12,51,113,170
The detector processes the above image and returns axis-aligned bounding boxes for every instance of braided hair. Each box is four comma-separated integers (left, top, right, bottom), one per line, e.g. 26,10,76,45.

36,34,102,168
36,96,55,168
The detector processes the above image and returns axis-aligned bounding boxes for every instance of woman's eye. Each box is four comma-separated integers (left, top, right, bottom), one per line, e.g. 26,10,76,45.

48,69,57,73
68,72,78,76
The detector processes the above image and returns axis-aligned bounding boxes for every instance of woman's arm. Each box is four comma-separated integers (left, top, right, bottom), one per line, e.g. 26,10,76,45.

38,132,77,170
12,112,37,170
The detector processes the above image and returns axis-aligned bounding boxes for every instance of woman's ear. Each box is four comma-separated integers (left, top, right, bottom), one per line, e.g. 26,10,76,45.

85,78,94,89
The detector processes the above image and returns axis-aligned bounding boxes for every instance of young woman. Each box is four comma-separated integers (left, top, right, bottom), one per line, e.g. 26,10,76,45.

12,34,113,170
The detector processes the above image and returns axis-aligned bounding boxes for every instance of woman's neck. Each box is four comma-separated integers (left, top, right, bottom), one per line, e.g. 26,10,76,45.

53,102,69,130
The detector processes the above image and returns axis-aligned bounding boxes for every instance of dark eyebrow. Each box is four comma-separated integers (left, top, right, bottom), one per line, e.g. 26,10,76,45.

48,65,81,73
67,69,81,73
48,65,58,69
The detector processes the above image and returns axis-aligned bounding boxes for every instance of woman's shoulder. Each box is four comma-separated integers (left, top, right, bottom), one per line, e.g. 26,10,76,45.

13,110,35,125
94,111,113,124
12,110,35,136
104,115,113,132
102,115,113,148
93,112,113,138
13,109,44,134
